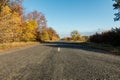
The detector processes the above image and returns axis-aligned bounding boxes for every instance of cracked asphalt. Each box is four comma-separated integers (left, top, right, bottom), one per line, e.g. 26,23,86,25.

0,42,120,80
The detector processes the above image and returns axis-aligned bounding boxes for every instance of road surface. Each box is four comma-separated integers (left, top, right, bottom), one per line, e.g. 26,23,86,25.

0,42,120,80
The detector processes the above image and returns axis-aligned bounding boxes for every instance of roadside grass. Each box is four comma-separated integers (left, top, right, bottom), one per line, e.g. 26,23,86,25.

43,40,60,42
62,40,120,54
80,42,120,54
0,42,40,51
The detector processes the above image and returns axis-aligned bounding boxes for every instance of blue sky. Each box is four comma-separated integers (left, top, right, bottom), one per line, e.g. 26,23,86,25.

23,0,120,37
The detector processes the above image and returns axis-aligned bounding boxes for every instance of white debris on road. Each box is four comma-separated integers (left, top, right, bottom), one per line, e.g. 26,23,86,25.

58,47,60,52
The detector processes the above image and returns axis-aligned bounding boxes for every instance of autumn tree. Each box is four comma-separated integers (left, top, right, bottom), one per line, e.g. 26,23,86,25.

25,10,43,27
11,1,23,16
70,30,85,41
0,0,59,43
25,11,46,30
0,6,22,43
0,0,25,43
0,0,24,16
21,20,38,41
42,31,49,41
39,15,47,29
25,11,47,41
0,0,9,8
71,30,80,41
47,27,60,40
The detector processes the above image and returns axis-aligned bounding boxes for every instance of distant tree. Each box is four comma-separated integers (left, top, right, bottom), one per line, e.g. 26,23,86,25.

43,31,49,41
70,30,85,41
83,36,89,41
61,37,71,41
113,0,120,21
71,30,80,40
38,30,49,41
47,27,59,40
37,27,60,42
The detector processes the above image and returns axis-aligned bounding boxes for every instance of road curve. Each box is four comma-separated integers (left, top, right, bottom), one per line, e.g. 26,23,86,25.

0,42,120,80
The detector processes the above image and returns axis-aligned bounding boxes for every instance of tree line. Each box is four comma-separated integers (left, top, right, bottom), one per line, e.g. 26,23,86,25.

89,0,120,46
0,0,60,43
89,28,120,46
62,30,88,41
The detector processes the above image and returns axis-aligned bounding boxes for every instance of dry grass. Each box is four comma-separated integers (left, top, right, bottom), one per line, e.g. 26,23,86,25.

0,42,40,51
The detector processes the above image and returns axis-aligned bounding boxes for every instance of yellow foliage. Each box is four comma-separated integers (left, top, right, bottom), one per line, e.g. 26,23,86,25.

0,6,11,16
0,5,59,43
0,6,22,43
21,20,38,41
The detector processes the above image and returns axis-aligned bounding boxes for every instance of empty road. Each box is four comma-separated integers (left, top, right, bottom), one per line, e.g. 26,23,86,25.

0,42,120,80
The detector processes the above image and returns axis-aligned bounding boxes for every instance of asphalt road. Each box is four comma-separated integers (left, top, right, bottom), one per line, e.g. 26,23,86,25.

0,42,120,80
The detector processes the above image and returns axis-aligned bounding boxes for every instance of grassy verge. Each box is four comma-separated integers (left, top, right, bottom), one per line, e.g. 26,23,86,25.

80,42,120,54
62,40,120,54
0,42,40,52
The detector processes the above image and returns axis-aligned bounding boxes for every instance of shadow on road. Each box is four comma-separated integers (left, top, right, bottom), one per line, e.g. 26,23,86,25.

43,42,119,56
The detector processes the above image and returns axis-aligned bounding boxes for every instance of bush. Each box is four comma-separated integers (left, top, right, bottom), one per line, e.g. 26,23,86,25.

89,27,120,46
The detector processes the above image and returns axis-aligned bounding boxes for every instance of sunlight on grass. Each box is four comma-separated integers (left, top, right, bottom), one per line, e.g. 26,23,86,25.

0,42,39,51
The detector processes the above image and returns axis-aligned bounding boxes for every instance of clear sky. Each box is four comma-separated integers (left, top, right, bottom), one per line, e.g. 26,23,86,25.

23,0,120,37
